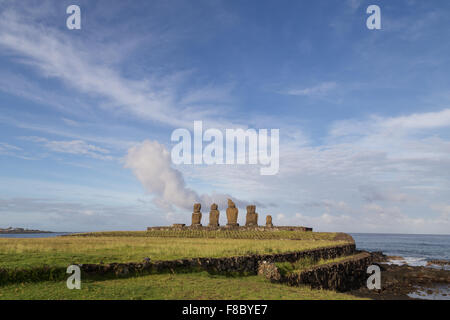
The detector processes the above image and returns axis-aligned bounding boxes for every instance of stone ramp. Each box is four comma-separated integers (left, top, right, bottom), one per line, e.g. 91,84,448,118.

258,252,373,292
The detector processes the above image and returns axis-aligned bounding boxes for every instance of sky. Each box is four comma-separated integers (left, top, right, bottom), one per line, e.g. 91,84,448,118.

0,0,449,234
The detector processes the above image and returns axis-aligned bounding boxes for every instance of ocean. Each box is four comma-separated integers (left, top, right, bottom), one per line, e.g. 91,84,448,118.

351,233,450,266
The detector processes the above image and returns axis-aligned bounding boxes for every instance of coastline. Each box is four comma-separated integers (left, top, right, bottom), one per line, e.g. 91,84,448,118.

0,230,53,234
350,251,450,300
345,233,450,299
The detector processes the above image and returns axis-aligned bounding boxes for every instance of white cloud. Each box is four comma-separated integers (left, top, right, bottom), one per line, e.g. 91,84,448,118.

382,108,450,130
124,140,254,213
330,108,450,138
0,141,36,160
0,142,21,152
0,7,230,129
21,136,113,160
124,140,200,210
283,82,337,97
346,0,363,11
0,197,159,232
291,205,449,234
177,107,450,234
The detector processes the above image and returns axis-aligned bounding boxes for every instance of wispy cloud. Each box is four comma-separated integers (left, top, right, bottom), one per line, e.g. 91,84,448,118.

0,142,21,152
282,82,337,97
20,136,114,160
346,0,363,11
0,141,36,160
0,6,233,129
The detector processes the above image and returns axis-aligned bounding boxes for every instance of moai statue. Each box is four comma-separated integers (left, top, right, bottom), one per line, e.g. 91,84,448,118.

191,203,202,227
266,215,273,228
209,203,220,227
226,199,239,227
245,205,258,227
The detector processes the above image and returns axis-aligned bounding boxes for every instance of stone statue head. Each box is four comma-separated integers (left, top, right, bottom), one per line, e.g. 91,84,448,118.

227,199,235,208
247,205,256,214
193,203,201,212
211,203,218,210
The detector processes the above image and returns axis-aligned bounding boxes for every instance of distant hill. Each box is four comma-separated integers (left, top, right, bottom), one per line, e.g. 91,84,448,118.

0,227,53,234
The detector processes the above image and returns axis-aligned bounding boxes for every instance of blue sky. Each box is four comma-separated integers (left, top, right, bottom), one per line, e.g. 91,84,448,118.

0,0,449,233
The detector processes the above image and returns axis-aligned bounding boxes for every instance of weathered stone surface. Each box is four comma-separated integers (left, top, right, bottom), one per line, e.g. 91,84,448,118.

283,252,373,292
245,205,258,226
266,215,273,227
191,203,202,226
209,203,220,227
257,261,281,281
226,199,239,226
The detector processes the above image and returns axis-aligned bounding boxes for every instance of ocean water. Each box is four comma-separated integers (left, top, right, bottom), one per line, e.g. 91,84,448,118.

351,233,450,267
0,232,72,238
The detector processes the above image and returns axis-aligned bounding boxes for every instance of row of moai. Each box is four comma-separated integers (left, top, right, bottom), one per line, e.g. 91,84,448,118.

191,199,273,228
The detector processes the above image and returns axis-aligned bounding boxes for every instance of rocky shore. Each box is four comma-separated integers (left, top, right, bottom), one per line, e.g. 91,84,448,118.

427,260,450,267
350,252,450,300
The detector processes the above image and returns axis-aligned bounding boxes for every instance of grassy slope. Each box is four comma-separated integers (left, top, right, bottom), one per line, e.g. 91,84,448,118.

275,255,358,276
0,236,348,269
0,231,362,300
0,272,366,300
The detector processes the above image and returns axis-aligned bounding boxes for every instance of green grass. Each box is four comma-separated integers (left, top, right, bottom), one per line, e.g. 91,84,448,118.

0,232,360,300
0,271,366,300
0,236,348,269
72,230,338,240
275,255,355,276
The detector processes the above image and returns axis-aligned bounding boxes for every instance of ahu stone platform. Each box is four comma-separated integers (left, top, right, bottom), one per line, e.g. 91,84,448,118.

147,225,313,232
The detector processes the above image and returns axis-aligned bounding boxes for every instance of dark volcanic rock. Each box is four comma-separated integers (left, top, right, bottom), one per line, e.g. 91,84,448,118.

349,262,450,300
281,252,373,292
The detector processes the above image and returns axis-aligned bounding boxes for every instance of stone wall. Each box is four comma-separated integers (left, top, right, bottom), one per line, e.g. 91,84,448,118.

0,244,354,285
79,243,356,276
287,252,373,292
259,252,373,292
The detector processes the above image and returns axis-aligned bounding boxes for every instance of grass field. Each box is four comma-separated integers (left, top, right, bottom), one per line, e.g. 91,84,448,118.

0,271,365,300
0,236,349,269
0,231,360,300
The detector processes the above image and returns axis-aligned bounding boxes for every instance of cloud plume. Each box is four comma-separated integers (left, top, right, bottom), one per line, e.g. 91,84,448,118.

124,140,256,212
